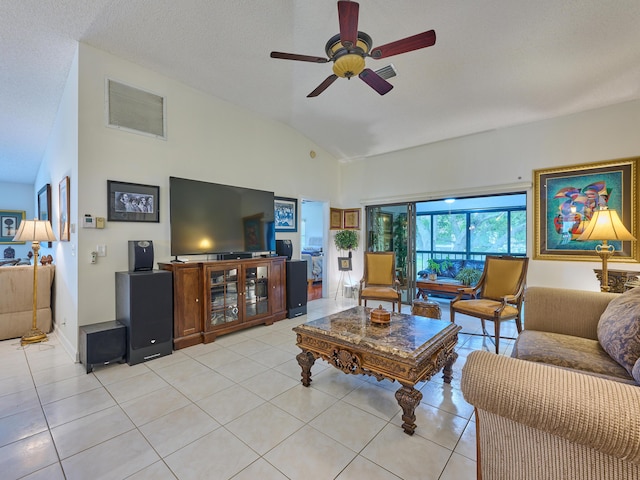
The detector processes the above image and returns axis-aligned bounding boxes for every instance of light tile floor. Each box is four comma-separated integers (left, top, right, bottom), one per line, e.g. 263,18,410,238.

0,296,517,480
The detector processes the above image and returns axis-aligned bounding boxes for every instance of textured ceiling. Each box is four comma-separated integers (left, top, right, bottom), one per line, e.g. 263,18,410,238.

3,0,640,184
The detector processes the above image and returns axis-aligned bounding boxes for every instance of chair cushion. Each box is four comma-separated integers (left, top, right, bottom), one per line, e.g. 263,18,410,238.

361,286,399,301
514,330,635,384
597,287,640,376
452,299,519,318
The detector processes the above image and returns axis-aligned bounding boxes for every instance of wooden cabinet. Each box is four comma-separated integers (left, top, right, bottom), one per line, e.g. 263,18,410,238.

160,257,287,349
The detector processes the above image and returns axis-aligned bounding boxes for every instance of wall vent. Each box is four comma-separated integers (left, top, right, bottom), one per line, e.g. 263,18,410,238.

106,79,166,139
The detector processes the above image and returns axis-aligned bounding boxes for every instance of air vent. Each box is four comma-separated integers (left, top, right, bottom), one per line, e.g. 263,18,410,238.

374,64,397,80
106,79,166,139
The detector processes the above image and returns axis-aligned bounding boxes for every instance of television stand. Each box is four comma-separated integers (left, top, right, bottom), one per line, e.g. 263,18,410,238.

171,256,185,263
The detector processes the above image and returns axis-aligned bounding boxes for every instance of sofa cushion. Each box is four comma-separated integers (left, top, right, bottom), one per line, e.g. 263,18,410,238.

597,287,640,376
513,330,635,384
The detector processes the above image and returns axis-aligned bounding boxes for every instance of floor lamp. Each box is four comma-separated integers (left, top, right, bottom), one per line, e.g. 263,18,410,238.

577,206,636,292
12,219,57,345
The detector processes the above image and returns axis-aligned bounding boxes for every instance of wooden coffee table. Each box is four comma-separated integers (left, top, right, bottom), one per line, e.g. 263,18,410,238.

293,306,461,435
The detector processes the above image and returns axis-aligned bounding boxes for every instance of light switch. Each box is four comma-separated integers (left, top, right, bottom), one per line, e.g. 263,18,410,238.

96,244,107,257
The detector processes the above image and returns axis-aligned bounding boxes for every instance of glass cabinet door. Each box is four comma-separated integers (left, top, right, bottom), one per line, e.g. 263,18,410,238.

208,267,240,328
244,264,269,319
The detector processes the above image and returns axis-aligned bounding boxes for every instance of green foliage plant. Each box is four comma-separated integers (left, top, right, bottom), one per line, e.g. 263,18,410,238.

334,230,359,254
455,267,482,286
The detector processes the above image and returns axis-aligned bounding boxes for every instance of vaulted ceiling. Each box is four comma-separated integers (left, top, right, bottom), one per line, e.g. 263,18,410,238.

3,1,640,184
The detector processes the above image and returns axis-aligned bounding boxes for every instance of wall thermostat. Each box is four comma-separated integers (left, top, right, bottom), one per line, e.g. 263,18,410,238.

83,215,96,228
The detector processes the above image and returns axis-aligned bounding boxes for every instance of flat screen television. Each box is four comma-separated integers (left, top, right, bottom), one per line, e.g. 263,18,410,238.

169,176,275,257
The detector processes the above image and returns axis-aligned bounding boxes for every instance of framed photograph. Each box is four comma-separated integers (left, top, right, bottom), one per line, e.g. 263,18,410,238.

330,208,343,230
338,256,352,271
107,180,160,222
534,157,639,261
0,210,25,244
274,197,297,232
59,176,70,241
343,208,361,230
37,184,52,247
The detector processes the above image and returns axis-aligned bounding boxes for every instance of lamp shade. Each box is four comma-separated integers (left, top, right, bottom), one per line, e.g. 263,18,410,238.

12,219,57,243
577,208,636,242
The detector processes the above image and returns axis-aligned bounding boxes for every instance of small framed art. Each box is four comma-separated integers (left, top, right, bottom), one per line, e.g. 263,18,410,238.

274,197,298,232
37,184,52,247
59,176,70,241
343,208,361,230
0,210,25,244
338,256,352,271
107,180,160,222
330,208,343,230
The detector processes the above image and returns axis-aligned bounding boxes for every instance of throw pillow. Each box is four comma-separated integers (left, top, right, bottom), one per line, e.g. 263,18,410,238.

633,357,640,384
597,287,640,376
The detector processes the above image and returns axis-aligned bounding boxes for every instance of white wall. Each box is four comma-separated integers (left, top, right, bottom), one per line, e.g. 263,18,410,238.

36,47,80,357
340,100,640,292
0,182,35,259
48,43,341,354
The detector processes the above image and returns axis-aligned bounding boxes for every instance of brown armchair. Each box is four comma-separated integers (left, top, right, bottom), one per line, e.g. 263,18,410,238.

450,255,529,354
359,252,402,313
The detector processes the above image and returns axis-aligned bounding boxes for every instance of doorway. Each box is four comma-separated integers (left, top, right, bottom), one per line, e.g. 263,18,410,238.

301,199,328,299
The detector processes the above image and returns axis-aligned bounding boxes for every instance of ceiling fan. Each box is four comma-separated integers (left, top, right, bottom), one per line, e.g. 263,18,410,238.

270,0,436,97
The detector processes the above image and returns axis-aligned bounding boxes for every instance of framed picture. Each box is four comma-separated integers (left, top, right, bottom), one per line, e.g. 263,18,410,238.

343,208,361,230
338,256,352,271
107,180,160,222
534,157,639,261
37,184,52,247
330,208,343,230
59,176,70,241
0,210,25,244
274,197,297,232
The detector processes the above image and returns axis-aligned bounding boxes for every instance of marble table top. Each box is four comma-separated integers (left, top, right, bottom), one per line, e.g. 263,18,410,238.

295,306,459,359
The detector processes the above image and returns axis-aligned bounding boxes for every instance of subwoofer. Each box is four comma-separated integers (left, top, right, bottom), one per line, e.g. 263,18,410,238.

128,240,154,272
286,259,308,318
79,321,127,373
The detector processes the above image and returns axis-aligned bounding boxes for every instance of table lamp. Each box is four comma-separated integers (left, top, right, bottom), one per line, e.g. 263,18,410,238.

12,219,57,345
577,206,636,292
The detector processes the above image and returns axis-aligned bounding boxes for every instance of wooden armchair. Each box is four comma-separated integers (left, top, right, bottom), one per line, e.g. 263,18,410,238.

359,252,402,312
450,255,529,354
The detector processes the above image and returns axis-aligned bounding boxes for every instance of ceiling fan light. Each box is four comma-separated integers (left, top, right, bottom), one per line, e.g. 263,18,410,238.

333,54,365,78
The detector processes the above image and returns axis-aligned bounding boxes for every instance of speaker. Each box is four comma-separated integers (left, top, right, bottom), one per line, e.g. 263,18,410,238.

116,270,173,365
219,252,252,260
276,240,293,260
286,260,308,318
79,321,127,373
128,240,154,271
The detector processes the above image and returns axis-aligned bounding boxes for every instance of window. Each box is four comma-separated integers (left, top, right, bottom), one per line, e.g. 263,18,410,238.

416,193,526,271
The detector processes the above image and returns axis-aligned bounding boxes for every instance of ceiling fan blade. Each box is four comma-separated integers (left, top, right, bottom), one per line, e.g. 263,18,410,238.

370,30,436,59
359,68,393,95
270,52,328,63
338,1,359,48
307,75,339,97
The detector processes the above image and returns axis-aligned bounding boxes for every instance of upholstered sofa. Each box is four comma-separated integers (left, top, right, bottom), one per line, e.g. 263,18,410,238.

461,286,640,479
0,264,55,341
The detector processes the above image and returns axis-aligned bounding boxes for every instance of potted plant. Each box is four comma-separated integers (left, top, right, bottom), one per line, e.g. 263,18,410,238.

426,257,453,280
455,267,482,286
334,230,358,257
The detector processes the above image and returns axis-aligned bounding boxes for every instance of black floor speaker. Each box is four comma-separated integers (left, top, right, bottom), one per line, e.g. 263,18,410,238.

79,321,127,373
116,270,173,365
286,260,308,318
